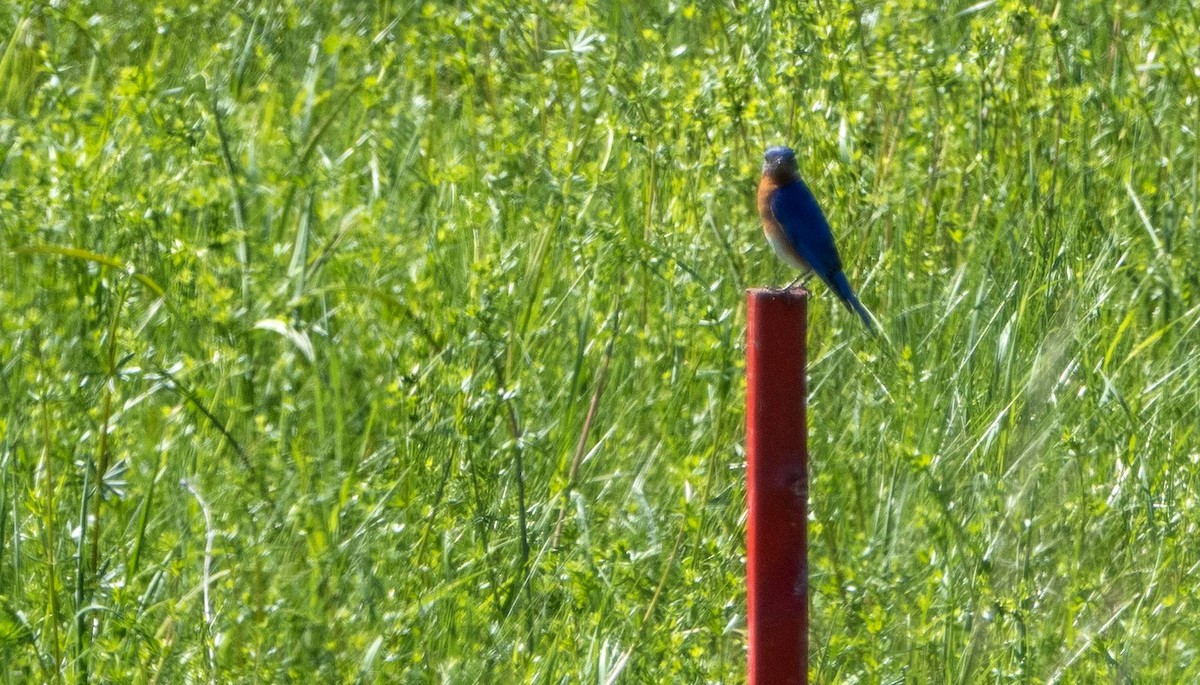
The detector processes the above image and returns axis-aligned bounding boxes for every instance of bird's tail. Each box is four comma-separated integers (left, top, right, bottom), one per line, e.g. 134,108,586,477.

829,270,877,334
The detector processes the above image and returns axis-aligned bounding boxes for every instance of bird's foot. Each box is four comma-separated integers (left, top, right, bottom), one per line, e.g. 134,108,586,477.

781,274,814,293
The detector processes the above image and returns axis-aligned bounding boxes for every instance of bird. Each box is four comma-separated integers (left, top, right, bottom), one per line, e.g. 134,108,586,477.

758,145,876,333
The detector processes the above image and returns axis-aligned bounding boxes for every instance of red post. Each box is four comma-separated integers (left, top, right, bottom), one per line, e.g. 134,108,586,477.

746,287,808,685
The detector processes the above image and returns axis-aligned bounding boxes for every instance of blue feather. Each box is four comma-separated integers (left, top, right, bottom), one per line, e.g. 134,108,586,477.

770,180,876,333
830,270,877,333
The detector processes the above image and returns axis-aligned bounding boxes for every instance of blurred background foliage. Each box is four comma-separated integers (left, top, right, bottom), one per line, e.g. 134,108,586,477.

1,0,1198,681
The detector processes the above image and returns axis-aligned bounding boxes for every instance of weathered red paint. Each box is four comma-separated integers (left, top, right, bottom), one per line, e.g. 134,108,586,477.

746,287,808,685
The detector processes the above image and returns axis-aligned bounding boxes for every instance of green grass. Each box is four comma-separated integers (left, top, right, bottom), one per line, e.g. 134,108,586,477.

2,0,1198,682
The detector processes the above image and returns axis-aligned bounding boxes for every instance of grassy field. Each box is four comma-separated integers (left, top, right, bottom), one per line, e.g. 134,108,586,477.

2,1,1199,682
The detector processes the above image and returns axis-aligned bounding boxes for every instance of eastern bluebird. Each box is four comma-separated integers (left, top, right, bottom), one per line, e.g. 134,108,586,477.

758,146,876,332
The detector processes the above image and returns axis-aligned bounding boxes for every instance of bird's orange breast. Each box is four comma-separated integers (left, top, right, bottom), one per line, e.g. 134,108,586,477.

756,175,778,226
757,175,784,241
757,174,810,272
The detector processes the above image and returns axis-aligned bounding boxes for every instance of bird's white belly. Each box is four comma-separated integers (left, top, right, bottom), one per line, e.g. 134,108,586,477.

765,230,810,272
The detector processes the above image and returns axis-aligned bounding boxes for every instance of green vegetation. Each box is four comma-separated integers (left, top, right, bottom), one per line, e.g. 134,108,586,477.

2,1,1198,681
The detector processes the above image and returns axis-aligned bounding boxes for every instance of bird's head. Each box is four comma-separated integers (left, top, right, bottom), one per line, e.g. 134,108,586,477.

762,146,799,183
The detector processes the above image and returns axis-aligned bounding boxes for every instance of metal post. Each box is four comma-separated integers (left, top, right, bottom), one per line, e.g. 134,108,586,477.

746,287,808,685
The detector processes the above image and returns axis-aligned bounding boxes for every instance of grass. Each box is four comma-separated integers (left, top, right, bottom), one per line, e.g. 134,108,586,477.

1,0,1198,682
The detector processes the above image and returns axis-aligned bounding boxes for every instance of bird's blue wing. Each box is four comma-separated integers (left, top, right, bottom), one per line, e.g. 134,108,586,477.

771,181,876,333
770,182,843,281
